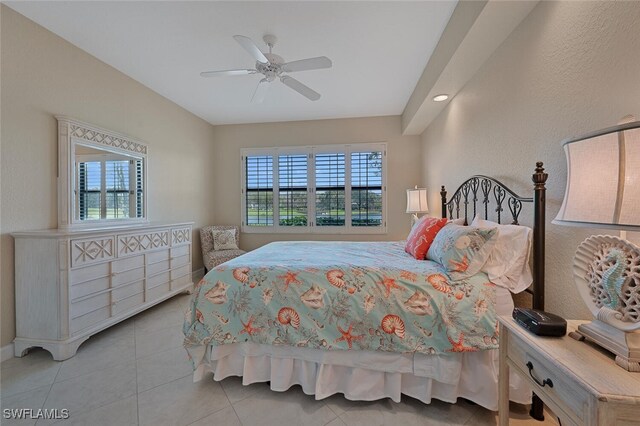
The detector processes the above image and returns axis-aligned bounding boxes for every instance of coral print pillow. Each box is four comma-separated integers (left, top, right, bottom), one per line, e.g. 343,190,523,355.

405,216,449,260
427,224,498,280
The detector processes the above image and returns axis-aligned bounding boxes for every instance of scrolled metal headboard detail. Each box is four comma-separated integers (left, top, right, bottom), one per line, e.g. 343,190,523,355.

439,162,548,311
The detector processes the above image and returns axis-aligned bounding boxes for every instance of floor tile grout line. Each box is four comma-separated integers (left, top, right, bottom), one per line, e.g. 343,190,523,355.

185,390,235,426
219,378,245,425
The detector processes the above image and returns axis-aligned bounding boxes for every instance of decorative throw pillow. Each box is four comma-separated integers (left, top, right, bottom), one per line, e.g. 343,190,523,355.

212,229,239,250
426,224,498,280
405,216,448,260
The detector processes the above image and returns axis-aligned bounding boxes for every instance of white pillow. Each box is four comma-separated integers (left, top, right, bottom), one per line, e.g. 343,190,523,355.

212,229,239,250
471,215,533,293
449,217,466,225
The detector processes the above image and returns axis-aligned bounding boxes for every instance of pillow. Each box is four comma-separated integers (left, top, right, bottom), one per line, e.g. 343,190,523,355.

405,216,448,260
471,215,533,293
426,223,498,280
212,229,239,250
449,217,466,225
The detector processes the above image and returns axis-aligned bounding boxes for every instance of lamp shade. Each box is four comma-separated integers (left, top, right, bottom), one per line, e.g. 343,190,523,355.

406,187,429,214
553,121,640,231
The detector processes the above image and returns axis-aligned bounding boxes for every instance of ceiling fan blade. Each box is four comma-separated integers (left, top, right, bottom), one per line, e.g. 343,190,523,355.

282,56,332,73
280,76,321,101
200,69,257,77
251,78,270,103
233,35,269,64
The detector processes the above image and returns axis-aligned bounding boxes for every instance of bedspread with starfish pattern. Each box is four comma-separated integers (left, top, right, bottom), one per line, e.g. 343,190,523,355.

183,241,499,370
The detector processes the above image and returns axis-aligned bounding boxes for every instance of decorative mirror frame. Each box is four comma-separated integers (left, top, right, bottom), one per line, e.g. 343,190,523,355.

56,116,149,229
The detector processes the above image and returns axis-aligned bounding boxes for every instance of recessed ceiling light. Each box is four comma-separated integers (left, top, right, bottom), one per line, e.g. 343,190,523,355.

433,94,449,102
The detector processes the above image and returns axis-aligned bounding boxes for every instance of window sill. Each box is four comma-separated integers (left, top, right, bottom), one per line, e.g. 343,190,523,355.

241,226,387,235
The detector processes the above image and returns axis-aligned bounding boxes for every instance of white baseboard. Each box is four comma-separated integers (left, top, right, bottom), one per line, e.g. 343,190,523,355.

1,342,15,362
192,267,205,283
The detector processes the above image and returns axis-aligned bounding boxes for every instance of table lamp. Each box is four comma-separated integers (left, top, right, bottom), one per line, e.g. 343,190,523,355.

406,186,429,228
553,119,640,372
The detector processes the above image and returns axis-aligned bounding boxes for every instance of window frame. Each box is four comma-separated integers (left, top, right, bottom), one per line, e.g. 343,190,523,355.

75,153,143,221
241,143,387,234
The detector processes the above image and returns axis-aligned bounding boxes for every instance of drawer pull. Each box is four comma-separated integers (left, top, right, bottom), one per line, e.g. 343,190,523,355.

526,361,553,388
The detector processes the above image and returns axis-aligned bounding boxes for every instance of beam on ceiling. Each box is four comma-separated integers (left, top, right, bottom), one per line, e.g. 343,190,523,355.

401,0,538,136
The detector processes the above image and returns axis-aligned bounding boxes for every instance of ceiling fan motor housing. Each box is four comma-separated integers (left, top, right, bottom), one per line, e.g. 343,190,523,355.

257,53,284,81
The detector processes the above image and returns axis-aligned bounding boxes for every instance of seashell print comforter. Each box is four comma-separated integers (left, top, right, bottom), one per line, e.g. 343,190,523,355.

183,241,500,371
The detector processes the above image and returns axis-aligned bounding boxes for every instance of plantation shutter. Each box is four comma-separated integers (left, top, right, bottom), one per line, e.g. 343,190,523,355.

245,155,274,226
315,153,346,226
351,151,383,227
278,154,308,226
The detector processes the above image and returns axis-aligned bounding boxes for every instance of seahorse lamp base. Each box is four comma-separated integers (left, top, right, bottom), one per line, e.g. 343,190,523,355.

575,320,640,372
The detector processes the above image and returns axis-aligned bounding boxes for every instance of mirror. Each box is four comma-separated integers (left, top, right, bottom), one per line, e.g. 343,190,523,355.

57,116,148,229
74,144,145,222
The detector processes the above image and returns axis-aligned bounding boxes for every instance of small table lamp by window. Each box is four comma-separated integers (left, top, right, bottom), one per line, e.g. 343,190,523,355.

406,186,429,228
553,119,640,372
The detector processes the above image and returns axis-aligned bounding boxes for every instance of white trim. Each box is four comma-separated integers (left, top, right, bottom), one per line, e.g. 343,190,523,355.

1,343,15,362
241,142,387,235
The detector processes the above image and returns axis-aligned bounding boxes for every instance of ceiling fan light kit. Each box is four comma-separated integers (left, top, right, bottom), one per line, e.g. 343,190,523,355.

201,34,332,102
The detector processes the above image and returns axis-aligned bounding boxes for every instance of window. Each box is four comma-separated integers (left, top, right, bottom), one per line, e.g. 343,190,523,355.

77,156,144,220
241,143,386,234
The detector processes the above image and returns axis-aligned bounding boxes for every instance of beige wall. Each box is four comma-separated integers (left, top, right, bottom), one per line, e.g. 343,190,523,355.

421,1,640,320
213,115,422,250
0,6,217,347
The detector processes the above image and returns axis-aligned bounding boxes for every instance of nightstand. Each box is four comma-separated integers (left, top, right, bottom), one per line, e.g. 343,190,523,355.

498,316,640,426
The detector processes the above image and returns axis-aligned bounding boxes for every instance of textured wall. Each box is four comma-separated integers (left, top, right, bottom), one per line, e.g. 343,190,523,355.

0,6,217,347
213,115,422,250
421,1,640,320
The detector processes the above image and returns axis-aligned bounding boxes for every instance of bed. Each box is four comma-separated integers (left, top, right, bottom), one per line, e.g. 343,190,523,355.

183,162,548,412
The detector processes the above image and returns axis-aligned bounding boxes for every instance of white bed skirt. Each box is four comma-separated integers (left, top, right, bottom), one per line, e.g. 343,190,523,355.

191,286,530,411
193,342,532,411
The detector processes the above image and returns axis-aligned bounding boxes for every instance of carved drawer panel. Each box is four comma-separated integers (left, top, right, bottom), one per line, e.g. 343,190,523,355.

118,230,169,256
71,237,115,268
172,227,191,246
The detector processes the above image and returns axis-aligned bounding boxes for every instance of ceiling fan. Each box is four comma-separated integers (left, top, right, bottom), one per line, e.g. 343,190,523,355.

201,34,332,103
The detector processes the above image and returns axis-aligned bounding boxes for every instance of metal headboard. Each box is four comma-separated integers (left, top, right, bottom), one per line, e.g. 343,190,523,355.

439,162,548,311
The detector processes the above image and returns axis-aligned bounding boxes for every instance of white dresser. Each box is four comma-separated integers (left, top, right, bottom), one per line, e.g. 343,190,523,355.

13,222,193,360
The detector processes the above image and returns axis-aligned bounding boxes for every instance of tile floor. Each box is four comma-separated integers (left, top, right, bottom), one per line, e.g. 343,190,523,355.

0,293,559,426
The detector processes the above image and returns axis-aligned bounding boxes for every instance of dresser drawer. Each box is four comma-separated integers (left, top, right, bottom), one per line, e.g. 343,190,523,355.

112,265,145,287
147,281,171,301
70,262,110,285
118,230,170,256
170,254,190,269
113,280,144,301
70,306,110,334
171,244,190,258
112,285,144,316
70,275,110,300
148,260,170,276
171,264,190,280
148,271,170,289
508,333,587,424
71,292,110,319
112,254,144,273
171,273,192,291
146,249,169,264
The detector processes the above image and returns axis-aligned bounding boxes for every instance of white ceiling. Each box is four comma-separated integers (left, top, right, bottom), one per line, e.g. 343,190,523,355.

6,1,457,125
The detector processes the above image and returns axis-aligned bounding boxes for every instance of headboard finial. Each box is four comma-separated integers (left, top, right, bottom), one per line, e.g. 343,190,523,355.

533,161,548,188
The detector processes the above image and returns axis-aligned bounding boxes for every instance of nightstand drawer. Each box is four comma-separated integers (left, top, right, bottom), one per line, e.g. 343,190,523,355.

508,333,587,424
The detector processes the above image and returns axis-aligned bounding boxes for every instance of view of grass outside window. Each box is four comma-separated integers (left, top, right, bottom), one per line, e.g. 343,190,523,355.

77,158,143,220
243,144,385,232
